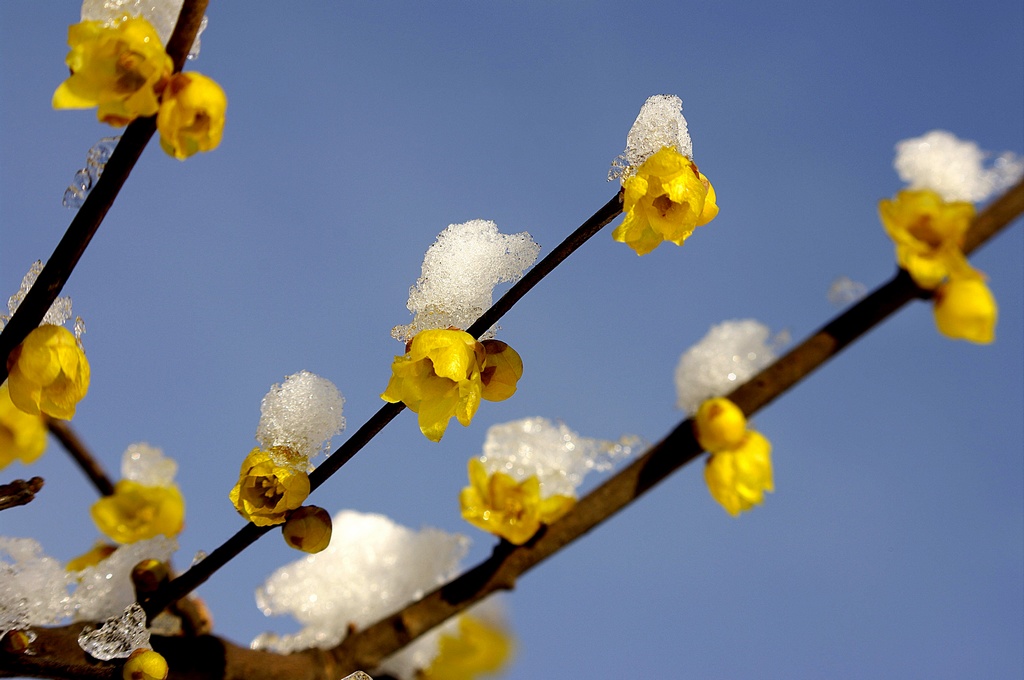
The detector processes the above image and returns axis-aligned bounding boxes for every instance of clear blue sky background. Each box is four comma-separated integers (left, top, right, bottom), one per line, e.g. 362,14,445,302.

2,2,1022,678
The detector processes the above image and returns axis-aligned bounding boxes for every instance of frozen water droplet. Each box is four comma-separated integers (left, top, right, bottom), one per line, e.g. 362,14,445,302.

191,551,207,567
77,602,151,660
63,136,120,210
342,673,374,680
828,276,867,307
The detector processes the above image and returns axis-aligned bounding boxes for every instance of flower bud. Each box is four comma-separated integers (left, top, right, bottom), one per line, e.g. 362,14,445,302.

131,559,170,597
123,649,168,680
693,397,747,452
282,505,332,553
1,630,33,655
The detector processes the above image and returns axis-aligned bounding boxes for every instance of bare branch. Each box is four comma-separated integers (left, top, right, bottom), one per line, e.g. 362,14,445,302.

0,477,44,511
46,419,115,496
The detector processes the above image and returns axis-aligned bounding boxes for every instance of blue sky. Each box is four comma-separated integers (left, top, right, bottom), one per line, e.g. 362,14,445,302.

1,2,1022,678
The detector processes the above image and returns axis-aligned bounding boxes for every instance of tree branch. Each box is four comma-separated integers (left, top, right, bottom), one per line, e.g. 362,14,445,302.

0,477,44,512
46,419,115,496
0,0,209,386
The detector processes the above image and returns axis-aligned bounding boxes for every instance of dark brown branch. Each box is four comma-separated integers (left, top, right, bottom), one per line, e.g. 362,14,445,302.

141,193,624,619
0,477,44,511
46,419,115,496
0,0,209,386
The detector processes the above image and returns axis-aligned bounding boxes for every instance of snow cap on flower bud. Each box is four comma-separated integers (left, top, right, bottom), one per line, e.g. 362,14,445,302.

282,505,333,554
122,648,168,680
693,398,747,452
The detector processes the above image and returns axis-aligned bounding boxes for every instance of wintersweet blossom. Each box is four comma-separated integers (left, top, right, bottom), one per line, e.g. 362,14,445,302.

53,17,173,126
878,189,975,289
933,274,997,344
0,383,47,468
704,430,774,516
459,459,574,545
157,72,227,159
91,480,185,544
6,324,90,420
382,329,523,442
424,614,513,680
65,542,117,572
229,448,310,526
613,146,718,256
693,397,747,452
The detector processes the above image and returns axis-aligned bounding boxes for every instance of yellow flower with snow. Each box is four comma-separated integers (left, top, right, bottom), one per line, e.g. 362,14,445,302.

704,430,773,516
157,72,227,159
424,614,513,680
53,17,173,126
65,541,117,572
6,324,90,420
878,189,975,289
614,146,718,256
91,479,185,544
459,458,574,545
0,383,47,468
382,329,523,442
228,447,310,526
693,397,747,452
933,273,997,344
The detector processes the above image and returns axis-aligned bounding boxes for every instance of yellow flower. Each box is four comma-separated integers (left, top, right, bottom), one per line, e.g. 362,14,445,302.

933,273,997,344
693,397,747,452
53,17,173,126
157,72,227,159
0,383,47,468
878,189,975,289
424,614,513,680
228,448,310,526
459,458,575,545
382,330,523,442
613,146,718,256
6,324,90,420
704,430,774,516
91,479,185,544
66,541,118,572
123,649,169,680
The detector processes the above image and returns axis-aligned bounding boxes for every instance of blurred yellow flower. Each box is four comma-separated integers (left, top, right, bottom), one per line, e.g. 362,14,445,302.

157,72,227,159
52,17,172,126
704,430,774,516
933,273,997,344
65,541,117,572
91,479,185,544
0,383,48,468
122,648,169,680
613,146,718,256
228,448,310,526
460,458,574,545
878,189,975,289
6,325,90,420
424,614,513,680
382,330,523,442
693,397,747,452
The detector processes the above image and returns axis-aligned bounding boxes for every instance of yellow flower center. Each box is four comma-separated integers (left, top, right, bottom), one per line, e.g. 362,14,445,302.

907,216,943,249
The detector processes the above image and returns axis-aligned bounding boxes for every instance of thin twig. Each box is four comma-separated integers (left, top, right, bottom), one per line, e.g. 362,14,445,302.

0,477,44,511
0,0,209,385
46,418,115,496
142,192,624,619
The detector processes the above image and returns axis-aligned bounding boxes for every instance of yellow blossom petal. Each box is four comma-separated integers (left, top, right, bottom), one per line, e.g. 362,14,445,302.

0,383,48,469
157,72,227,159
7,325,90,420
704,430,773,516
933,274,997,344
693,397,747,452
228,448,310,526
878,189,975,289
459,459,575,545
424,614,514,680
383,330,521,442
91,480,185,544
53,17,172,126
613,146,716,256
65,541,117,572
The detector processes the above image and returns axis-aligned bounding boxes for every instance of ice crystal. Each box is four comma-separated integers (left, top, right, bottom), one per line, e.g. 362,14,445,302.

81,0,208,59
255,371,346,466
0,538,72,636
63,137,119,209
827,276,867,307
252,510,468,678
71,536,177,622
610,94,693,181
894,130,1024,203
342,673,373,680
1,262,74,331
77,602,151,660
121,443,177,487
675,320,785,415
477,417,640,498
392,220,540,342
